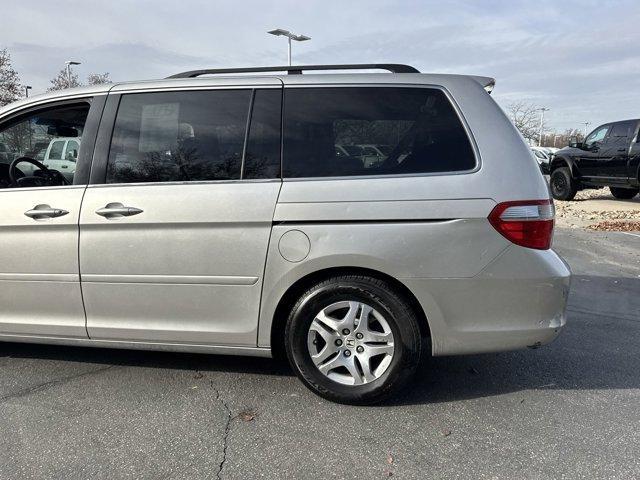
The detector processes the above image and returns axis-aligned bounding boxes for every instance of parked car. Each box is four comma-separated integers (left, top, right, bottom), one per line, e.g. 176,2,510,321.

0,63,570,404
531,146,551,174
17,137,80,182
550,119,640,200
43,137,80,182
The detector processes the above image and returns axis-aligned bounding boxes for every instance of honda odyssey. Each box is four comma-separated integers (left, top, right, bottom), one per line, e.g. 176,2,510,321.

0,64,570,404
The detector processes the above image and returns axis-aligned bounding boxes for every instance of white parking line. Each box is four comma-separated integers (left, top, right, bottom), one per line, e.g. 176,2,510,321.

620,232,640,238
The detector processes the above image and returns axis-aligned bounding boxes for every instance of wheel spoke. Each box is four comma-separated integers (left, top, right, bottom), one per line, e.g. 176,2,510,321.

354,308,393,343
343,301,360,329
311,344,337,365
362,343,394,358
309,319,338,344
355,356,377,383
317,352,345,375
314,310,343,333
362,330,392,343
344,356,364,385
357,303,372,325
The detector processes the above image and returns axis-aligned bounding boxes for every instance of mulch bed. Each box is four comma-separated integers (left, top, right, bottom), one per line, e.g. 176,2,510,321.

586,221,640,232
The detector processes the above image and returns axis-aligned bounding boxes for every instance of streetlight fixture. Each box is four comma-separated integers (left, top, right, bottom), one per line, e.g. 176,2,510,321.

583,122,591,138
267,28,311,66
65,60,81,88
538,107,550,146
24,85,32,98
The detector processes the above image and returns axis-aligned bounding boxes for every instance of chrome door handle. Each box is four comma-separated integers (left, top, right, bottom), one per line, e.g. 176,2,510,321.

24,204,69,220
96,202,143,219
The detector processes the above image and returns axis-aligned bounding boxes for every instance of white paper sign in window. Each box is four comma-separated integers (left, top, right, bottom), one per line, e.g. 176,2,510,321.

139,103,180,153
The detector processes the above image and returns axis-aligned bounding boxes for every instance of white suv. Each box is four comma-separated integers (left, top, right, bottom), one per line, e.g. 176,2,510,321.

17,137,79,181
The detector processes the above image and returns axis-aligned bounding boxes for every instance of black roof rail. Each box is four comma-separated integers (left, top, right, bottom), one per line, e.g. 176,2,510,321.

166,63,420,79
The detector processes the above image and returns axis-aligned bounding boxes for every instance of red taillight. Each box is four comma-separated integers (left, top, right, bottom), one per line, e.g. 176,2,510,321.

488,200,555,250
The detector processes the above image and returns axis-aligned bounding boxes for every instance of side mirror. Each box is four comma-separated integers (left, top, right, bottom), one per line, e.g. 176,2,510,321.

569,137,582,149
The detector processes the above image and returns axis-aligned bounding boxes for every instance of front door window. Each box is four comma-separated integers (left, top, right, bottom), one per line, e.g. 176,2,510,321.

583,125,609,150
0,104,89,188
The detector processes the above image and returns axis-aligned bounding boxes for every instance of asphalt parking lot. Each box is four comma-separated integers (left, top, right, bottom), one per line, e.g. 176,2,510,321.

1,228,639,479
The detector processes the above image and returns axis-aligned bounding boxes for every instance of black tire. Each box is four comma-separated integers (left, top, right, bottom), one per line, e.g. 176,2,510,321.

609,186,639,200
285,275,422,405
550,167,578,201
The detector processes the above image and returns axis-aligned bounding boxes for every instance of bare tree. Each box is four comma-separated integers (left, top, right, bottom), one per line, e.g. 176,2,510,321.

87,72,111,85
540,128,583,148
2,120,31,153
507,102,542,144
0,49,22,107
49,70,112,91
48,68,81,91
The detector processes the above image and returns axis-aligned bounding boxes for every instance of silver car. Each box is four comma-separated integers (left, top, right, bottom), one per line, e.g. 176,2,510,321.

0,64,570,404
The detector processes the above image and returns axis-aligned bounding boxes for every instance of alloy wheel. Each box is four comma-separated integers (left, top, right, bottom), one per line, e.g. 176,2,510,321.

307,300,395,386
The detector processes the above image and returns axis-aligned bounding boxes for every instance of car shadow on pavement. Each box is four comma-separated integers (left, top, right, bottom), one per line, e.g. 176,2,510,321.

0,341,295,377
1,274,638,406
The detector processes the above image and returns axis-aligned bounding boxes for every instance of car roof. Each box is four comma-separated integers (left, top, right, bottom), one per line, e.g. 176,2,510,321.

106,73,494,94
0,72,495,119
0,84,111,118
610,119,640,124
592,119,640,129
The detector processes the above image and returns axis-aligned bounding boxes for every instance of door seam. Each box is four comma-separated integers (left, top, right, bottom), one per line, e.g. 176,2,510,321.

255,181,284,347
78,185,91,339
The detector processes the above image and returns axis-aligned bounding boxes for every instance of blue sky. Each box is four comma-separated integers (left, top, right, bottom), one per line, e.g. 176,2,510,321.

2,0,639,131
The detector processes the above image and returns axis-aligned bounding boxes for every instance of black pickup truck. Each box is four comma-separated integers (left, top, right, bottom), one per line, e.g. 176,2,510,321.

549,119,640,200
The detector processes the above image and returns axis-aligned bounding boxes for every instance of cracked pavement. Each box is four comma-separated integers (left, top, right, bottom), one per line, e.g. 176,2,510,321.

0,227,639,479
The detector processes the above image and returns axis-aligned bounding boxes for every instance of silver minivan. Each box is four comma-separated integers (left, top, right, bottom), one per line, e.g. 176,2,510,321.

0,64,570,404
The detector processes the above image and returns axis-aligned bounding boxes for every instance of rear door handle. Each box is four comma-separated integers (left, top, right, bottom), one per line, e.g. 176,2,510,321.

24,204,69,220
96,202,143,219
617,148,626,152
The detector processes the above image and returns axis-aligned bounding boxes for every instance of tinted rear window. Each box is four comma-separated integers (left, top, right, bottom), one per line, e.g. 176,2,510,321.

106,90,251,183
283,87,475,178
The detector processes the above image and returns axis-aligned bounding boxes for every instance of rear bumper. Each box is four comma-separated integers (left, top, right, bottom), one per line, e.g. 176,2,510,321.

402,245,571,356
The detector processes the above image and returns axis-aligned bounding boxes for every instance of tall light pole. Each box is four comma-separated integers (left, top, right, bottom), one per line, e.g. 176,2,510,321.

24,85,32,98
65,60,81,88
267,28,311,66
538,107,550,147
583,122,591,138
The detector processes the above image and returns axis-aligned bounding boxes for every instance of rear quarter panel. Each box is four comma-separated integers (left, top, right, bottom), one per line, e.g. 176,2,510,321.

257,76,550,348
